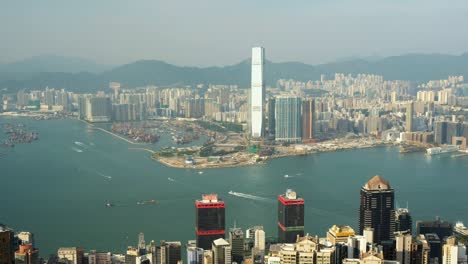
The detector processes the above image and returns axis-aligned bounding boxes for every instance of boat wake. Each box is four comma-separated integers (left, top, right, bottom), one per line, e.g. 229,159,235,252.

97,172,112,179
74,141,87,147
228,191,271,202
71,147,83,153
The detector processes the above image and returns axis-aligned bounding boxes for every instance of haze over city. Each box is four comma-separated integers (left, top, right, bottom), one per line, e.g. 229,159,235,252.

1,0,468,66
2,2,468,264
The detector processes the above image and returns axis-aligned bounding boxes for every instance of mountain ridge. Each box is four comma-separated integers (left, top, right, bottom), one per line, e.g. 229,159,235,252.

1,53,468,93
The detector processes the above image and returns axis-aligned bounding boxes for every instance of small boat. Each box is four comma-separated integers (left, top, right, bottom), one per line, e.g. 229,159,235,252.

105,202,114,207
284,174,289,178
168,177,175,182
198,171,204,175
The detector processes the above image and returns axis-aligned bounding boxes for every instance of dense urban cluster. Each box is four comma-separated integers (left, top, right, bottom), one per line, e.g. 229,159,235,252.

2,48,468,156
1,48,468,264
2,176,468,264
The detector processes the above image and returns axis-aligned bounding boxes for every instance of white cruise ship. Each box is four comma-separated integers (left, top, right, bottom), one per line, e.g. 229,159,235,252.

426,145,460,155
454,222,468,237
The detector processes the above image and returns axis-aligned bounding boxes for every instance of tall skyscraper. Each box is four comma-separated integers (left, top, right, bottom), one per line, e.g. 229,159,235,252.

0,225,14,264
358,175,395,244
278,189,305,243
196,194,226,250
395,208,413,233
228,228,244,264
250,47,265,139
406,101,414,132
302,98,315,142
275,96,303,143
138,233,146,255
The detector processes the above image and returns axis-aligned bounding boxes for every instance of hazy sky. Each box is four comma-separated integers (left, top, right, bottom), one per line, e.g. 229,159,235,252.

1,0,467,66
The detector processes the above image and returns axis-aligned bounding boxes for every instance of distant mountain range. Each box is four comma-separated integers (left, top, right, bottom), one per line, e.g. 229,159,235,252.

1,53,468,93
0,55,111,74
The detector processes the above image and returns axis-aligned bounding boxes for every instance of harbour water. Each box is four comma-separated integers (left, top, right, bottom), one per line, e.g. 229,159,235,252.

1,117,467,255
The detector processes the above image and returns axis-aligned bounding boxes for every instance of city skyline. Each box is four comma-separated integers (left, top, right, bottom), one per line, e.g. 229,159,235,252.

2,1,468,263
1,1,468,66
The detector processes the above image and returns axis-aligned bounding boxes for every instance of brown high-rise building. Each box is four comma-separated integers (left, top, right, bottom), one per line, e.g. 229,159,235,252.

302,99,315,142
0,225,14,264
359,175,395,244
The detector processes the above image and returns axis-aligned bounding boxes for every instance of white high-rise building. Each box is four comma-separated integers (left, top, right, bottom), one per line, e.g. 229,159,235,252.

254,229,266,251
250,47,265,138
443,237,467,264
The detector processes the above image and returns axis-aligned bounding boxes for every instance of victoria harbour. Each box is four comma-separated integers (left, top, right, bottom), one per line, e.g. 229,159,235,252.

1,116,467,256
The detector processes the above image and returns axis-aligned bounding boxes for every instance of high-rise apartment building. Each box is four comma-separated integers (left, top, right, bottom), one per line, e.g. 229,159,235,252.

358,175,395,244
212,239,231,264
187,243,204,264
57,247,84,264
88,250,112,264
85,97,112,122
254,229,266,251
395,231,413,264
267,97,276,138
302,98,315,142
442,237,467,264
278,189,305,243
250,47,265,139
196,194,226,250
275,96,303,143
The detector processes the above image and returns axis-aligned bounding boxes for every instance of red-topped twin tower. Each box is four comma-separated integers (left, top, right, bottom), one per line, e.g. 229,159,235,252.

195,194,226,250
278,189,305,243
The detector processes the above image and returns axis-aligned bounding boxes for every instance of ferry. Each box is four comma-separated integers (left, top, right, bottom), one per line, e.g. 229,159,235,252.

454,222,468,237
426,145,459,155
